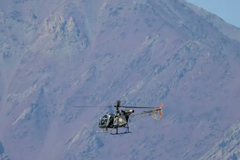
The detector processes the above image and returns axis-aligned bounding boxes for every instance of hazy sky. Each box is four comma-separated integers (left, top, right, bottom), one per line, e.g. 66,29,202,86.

186,0,240,28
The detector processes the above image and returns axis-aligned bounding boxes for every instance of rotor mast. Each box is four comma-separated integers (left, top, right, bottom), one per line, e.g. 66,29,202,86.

115,100,121,114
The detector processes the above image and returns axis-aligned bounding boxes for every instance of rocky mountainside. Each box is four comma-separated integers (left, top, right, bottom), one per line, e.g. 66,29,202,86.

199,122,240,160
185,1,240,43
0,0,240,160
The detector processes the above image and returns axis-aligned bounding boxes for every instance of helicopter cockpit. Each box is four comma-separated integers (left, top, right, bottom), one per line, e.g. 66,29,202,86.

98,113,114,128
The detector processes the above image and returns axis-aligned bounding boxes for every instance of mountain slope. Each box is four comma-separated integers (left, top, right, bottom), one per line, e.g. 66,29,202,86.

199,123,240,160
0,0,240,160
185,1,240,43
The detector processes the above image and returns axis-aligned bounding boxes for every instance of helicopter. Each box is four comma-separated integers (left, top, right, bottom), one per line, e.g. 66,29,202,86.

74,100,164,135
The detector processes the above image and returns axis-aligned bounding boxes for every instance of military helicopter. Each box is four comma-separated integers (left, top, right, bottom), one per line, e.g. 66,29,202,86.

74,100,164,135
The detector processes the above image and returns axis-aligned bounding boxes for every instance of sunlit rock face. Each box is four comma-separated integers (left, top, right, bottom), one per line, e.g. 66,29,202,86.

0,0,240,160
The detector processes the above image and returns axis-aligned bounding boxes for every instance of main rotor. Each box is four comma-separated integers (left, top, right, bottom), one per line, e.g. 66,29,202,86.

73,100,164,117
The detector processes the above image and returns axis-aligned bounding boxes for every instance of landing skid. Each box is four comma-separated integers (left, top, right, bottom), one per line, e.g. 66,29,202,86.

96,128,113,134
96,125,132,135
110,124,131,135
96,129,131,135
96,130,111,133
110,131,132,135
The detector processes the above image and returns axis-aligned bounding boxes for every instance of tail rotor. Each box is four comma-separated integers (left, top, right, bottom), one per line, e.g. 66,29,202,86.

152,103,164,120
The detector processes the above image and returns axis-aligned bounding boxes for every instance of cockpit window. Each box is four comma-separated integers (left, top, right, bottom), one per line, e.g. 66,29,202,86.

101,115,108,119
99,114,109,126
103,115,108,118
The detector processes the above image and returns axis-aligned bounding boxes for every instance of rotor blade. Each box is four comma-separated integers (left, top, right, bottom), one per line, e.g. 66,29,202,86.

160,110,163,119
122,102,165,109
121,106,156,109
73,105,112,108
160,103,164,109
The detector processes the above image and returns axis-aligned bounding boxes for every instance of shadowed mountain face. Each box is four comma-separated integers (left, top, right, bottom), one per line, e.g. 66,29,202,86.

0,0,240,160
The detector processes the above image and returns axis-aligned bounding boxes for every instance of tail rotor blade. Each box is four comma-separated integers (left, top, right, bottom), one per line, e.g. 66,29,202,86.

160,103,164,109
159,110,163,119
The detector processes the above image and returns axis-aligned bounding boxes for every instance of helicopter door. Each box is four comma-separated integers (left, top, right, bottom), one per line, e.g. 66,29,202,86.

113,115,127,127
108,114,114,127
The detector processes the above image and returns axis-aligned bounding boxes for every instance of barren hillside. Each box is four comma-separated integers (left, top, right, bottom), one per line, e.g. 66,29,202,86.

0,0,240,160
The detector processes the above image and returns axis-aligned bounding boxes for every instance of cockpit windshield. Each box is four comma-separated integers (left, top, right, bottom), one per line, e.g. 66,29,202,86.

98,114,114,128
99,114,109,126
101,115,108,119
